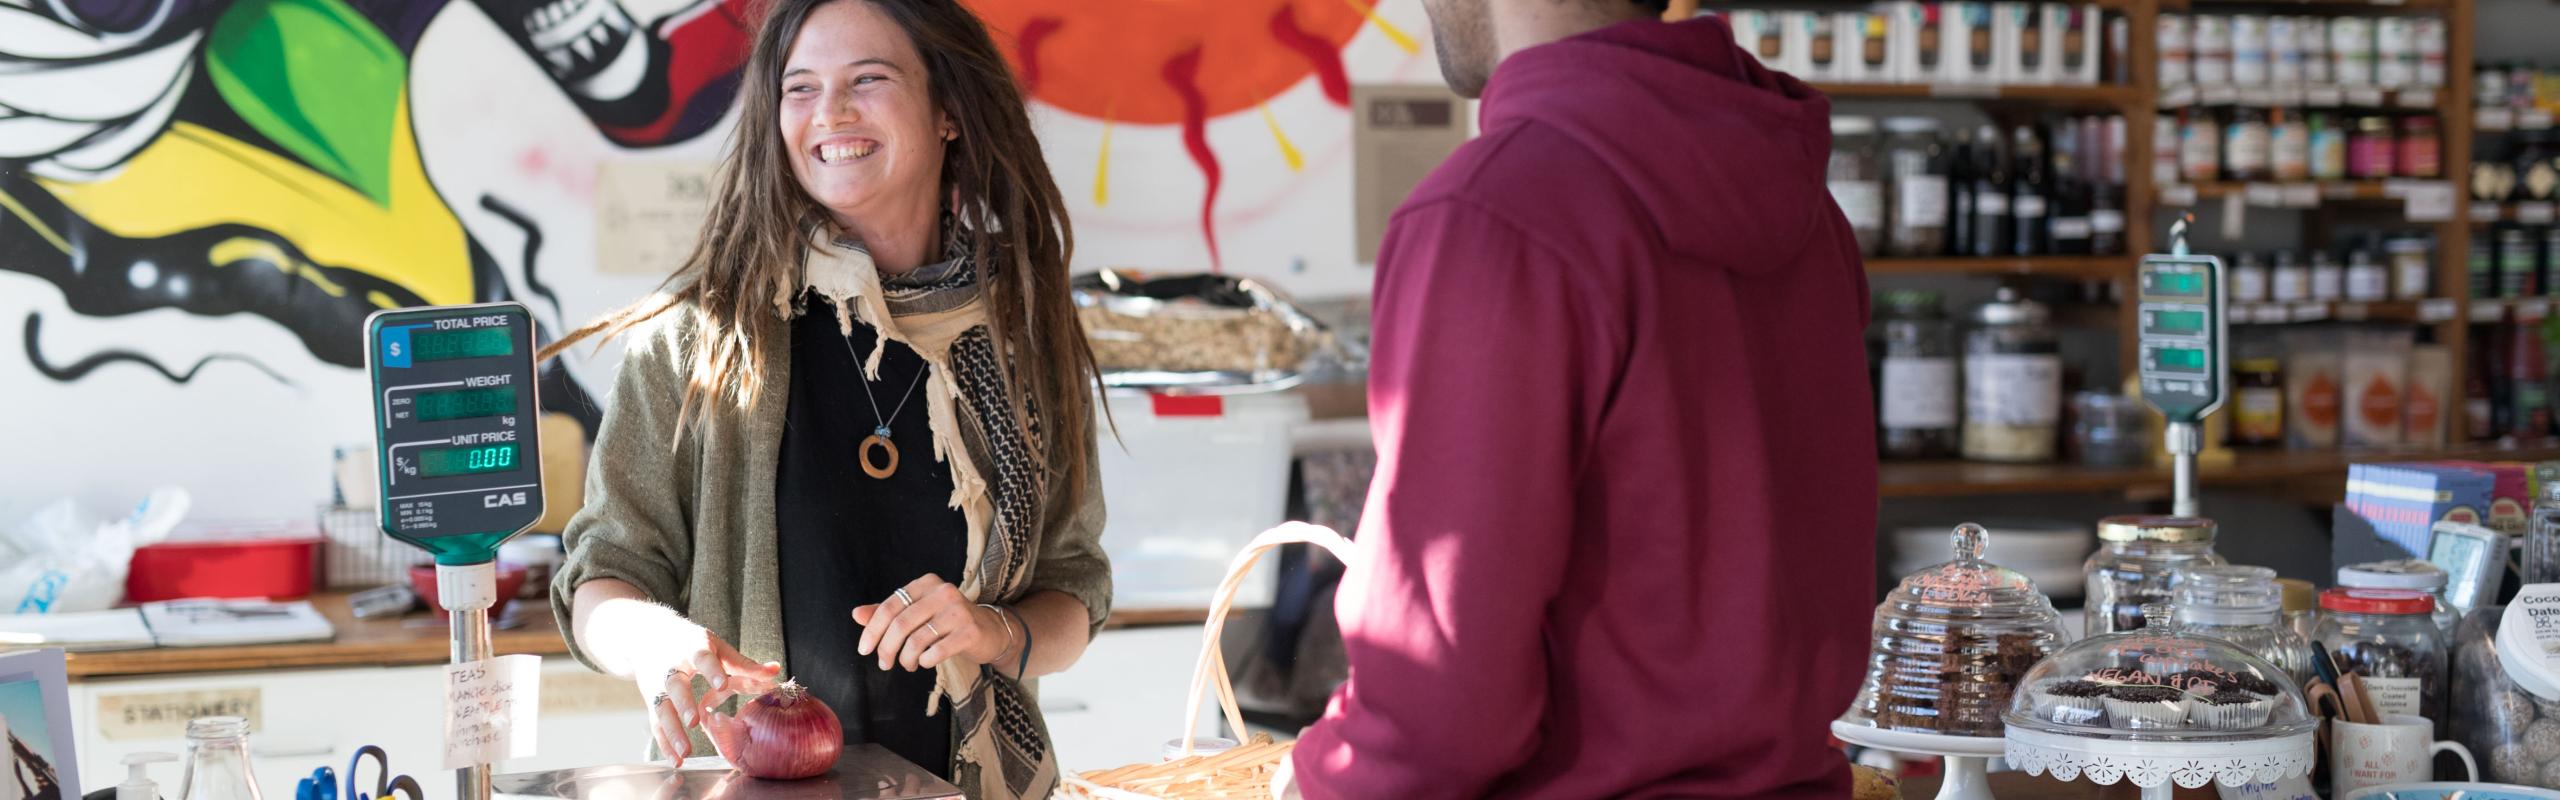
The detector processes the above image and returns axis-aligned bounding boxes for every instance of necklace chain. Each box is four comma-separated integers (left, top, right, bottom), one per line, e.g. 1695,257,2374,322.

844,334,928,436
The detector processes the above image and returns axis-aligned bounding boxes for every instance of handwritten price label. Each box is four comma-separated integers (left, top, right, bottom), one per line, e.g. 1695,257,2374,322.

444,654,541,769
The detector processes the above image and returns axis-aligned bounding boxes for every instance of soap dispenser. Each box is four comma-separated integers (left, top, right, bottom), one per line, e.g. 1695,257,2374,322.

120,753,179,800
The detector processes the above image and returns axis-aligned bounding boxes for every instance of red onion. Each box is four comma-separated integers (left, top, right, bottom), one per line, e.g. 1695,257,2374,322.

714,680,841,779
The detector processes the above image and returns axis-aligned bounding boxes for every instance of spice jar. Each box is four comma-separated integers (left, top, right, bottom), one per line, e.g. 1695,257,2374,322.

2268,251,2309,303
2331,16,2374,86
2159,14,2192,85
2350,116,2398,180
2389,236,2432,300
2309,249,2345,302
1873,290,1959,460
2173,564,2318,686
2268,16,2302,84
2399,115,2442,179
2346,247,2388,302
2318,587,2450,738
2414,17,2446,88
2194,14,2231,85
2085,515,2225,636
2298,16,2330,84
2232,355,2284,446
2230,15,2268,85
2181,108,2223,183
1829,116,1885,256
2310,112,2348,181
1963,287,2062,463
2230,251,2271,303
2223,106,2271,182
1885,116,1951,257
2339,559,2464,638
2271,107,2310,182
1842,522,2070,736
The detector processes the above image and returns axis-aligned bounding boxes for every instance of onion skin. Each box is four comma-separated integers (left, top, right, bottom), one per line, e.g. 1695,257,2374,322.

711,680,842,780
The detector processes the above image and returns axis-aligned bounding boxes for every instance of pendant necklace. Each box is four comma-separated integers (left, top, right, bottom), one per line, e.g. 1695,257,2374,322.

844,333,929,479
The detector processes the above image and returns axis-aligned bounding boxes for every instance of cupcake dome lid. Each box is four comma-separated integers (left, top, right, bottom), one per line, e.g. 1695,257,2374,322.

2004,627,2317,743
1883,522,2064,623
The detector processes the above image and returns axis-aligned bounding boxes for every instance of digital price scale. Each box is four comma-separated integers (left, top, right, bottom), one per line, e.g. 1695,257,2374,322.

2136,218,2227,517
365,302,544,800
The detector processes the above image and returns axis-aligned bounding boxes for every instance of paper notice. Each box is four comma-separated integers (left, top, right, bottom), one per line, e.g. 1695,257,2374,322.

595,160,719,276
445,654,541,769
1354,85,1470,264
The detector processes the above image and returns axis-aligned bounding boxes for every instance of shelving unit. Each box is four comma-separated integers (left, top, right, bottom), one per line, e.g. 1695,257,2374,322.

1865,256,2140,278
1881,441,2560,498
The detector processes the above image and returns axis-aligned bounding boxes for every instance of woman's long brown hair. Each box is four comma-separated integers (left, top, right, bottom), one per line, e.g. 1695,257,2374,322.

541,0,1103,500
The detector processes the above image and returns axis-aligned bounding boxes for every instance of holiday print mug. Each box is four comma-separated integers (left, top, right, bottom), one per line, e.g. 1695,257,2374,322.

2331,714,2479,795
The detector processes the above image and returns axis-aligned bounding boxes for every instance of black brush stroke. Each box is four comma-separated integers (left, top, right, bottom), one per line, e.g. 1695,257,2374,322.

24,312,294,386
478,194,563,333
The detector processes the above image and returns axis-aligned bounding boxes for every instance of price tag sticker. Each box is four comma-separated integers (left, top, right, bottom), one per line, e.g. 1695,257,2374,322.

2161,85,2198,108
2162,184,2199,207
2398,88,2438,109
2336,303,2370,321
2246,183,2286,207
2307,86,2345,107
2521,298,2553,322
2524,109,2556,130
2420,298,2458,322
2520,202,2557,225
2404,182,2457,222
2347,87,2386,107
2290,302,2331,322
2260,305,2296,324
2384,180,2414,199
2474,303,2507,324
2241,87,2278,107
444,654,541,769
2480,108,2516,131
2474,204,2508,223
2202,85,2241,106
1929,83,2002,99
2282,183,2321,208
2327,183,2371,200
2276,85,2306,107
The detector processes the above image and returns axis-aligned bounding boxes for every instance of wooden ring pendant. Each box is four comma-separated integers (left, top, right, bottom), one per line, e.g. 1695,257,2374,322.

860,434,900,479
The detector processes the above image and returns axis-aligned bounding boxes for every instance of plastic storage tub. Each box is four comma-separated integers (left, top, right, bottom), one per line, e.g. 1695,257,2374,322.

126,523,322,602
1096,392,1310,610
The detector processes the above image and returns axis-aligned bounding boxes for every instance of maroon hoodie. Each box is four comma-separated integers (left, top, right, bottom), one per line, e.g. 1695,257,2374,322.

1286,15,1877,800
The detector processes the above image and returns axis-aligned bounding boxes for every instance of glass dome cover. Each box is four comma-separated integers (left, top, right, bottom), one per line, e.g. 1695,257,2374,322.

1843,523,2069,737
2002,625,2317,742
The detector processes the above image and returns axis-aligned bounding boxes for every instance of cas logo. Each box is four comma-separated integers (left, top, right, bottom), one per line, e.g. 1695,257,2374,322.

485,492,529,508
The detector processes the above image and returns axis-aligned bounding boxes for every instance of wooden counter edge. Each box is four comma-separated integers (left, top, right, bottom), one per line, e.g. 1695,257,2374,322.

62,594,1220,680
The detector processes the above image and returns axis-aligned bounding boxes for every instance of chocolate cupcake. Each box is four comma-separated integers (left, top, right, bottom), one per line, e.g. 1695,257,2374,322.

2188,688,2274,729
2031,679,2109,726
2224,672,2281,697
2104,684,2192,730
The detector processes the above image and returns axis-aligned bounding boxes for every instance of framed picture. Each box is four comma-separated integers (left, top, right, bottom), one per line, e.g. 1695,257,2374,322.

0,649,75,800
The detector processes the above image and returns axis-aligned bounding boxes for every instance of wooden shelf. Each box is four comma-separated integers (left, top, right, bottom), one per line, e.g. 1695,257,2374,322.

1880,442,2560,499
2466,296,2558,323
1866,256,2137,279
2161,0,2447,11
2159,83,2446,111
2230,298,2457,325
1814,83,2141,109
2468,201,2558,226
2157,180,2422,206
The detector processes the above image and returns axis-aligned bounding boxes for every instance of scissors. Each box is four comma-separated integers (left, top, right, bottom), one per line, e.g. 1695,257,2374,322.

345,746,427,800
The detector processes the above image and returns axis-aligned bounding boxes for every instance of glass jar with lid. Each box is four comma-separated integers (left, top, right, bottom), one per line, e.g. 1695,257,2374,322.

2172,565,2317,685
1963,287,2062,463
2085,515,2226,636
2338,559,2461,637
2398,115,2442,179
2316,588,2450,738
1884,116,1951,258
1843,522,2070,736
1828,116,1885,256
1872,290,1959,460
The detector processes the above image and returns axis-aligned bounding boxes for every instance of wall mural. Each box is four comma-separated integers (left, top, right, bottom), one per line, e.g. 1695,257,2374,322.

0,0,1427,518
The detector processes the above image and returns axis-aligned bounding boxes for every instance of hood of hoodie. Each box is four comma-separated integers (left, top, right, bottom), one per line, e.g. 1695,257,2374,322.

1478,15,1835,275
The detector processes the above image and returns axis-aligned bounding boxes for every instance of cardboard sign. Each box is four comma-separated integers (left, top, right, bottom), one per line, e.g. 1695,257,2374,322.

1353,85,1469,264
96,688,261,741
444,654,541,769
595,160,718,276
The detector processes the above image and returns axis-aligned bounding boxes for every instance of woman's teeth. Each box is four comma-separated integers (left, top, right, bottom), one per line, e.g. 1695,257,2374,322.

819,143,875,163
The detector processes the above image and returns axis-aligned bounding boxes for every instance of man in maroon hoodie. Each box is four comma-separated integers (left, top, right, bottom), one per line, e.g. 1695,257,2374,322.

1276,1,1877,798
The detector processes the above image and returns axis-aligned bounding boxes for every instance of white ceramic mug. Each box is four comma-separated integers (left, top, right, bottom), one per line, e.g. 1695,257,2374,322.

2331,714,2479,795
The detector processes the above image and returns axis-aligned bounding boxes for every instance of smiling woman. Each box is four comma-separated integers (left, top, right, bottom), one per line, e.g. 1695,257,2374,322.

539,2,1110,799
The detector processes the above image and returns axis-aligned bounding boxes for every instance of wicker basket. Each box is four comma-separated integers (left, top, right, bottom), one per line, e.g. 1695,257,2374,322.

1059,522,1358,800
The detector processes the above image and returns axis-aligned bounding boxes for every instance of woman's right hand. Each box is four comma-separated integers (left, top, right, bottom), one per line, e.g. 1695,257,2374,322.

631,622,781,762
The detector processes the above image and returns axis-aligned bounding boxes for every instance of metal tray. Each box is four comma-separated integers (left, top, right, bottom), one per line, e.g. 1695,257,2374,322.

492,746,961,800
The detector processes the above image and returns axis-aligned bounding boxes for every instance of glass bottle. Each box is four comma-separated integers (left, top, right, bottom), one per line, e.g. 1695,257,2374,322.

1971,124,2012,257
1828,116,1886,256
2010,125,2050,256
1885,116,1951,257
178,717,261,800
2173,564,2317,686
1872,291,1960,460
2316,588,2450,739
1964,288,2062,463
2091,116,2127,256
2085,515,2225,636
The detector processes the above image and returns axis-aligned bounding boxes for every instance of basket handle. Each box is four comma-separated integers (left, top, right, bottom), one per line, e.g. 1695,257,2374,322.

1176,522,1359,758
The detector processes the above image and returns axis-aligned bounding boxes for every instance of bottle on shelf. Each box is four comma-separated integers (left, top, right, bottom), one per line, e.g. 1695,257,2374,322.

1948,126,1976,257
2469,335,2497,442
2092,116,2126,256
1873,290,1960,460
2011,124,2050,256
2050,124,2093,256
1884,116,1952,258
2345,246,2388,303
2224,106,2272,183
2309,112,2348,182
2271,107,2310,182
2180,108,2222,184
1972,124,2012,257
2513,318,2550,438
2308,249,2343,303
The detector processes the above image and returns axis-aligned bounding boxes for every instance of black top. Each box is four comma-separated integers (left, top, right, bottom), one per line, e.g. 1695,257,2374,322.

775,298,967,778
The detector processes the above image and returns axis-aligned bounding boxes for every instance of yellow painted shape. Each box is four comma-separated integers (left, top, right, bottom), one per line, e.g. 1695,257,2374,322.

1259,104,1305,172
1093,116,1113,208
36,94,473,305
1348,0,1420,55
209,236,356,300
0,185,73,255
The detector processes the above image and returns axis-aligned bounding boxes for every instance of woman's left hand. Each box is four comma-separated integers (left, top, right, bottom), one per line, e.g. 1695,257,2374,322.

853,575,1004,672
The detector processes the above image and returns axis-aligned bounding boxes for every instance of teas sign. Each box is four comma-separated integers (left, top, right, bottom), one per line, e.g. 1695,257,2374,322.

444,654,541,769
97,689,260,741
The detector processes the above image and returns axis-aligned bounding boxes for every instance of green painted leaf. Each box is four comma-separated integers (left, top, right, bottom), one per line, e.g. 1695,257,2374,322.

206,0,406,207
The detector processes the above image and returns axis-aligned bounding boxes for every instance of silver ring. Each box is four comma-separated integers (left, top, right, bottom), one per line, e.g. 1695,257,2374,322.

652,691,670,707
894,588,915,606
925,622,942,638
664,667,684,681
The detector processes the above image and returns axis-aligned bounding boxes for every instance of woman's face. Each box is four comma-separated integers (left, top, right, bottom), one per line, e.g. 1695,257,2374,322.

779,1,951,230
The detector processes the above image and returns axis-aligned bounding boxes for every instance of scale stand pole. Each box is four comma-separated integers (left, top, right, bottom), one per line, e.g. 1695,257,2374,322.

441,561,499,800
2168,420,2201,518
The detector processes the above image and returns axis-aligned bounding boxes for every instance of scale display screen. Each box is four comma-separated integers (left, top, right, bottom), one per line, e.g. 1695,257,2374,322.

417,443,520,478
412,327,514,361
2150,309,2207,334
2149,346,2208,372
414,386,517,422
2145,270,2206,298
